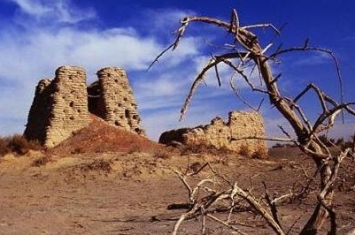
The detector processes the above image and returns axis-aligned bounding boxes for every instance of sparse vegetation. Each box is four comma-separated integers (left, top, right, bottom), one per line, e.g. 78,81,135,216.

71,146,86,154
0,134,42,157
128,145,142,154
239,144,267,159
273,135,355,151
179,144,206,155
251,147,268,159
272,142,296,148
79,159,112,173
152,149,170,159
0,7,354,235
180,144,233,156
0,136,10,156
31,156,51,167
238,144,251,158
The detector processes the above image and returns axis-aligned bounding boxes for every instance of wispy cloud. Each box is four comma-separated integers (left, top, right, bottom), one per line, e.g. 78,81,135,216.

6,0,96,24
138,8,196,36
0,0,235,138
8,0,49,16
291,52,331,67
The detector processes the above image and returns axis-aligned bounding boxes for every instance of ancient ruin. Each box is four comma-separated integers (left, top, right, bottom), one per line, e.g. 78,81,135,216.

159,111,268,156
88,68,143,135
24,66,144,147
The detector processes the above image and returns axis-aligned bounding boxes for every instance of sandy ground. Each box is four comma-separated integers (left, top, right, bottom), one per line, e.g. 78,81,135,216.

0,147,354,235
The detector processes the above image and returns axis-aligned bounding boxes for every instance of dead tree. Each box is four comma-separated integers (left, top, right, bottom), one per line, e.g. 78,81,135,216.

151,9,355,235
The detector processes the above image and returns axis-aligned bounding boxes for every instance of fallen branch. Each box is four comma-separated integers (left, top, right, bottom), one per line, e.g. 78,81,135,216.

170,164,286,235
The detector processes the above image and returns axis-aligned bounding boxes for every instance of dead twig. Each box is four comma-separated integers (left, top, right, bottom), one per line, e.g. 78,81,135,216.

170,164,286,235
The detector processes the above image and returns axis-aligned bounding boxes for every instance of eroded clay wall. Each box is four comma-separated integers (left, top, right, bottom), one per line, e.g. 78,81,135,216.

96,67,144,135
228,111,267,154
159,111,268,156
45,66,91,147
25,66,145,147
24,79,53,145
24,66,91,147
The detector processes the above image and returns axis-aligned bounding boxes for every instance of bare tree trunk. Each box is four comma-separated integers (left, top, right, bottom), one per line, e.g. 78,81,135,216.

253,44,334,234
301,162,334,235
152,9,355,234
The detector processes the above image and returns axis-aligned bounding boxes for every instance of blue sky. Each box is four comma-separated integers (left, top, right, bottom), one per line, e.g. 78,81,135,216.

0,0,354,141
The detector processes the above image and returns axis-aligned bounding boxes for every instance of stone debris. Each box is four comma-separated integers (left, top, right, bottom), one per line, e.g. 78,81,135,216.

24,66,144,147
159,111,268,156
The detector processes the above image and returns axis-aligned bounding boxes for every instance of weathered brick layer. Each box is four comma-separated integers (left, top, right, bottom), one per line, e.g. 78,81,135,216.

24,66,144,147
159,111,268,156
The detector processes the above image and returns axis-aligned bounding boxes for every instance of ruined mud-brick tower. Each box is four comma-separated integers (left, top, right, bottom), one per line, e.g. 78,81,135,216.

23,79,52,145
25,66,145,147
95,67,144,135
24,66,91,147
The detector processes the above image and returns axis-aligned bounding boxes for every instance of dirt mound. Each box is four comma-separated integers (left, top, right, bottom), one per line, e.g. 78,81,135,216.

48,116,163,155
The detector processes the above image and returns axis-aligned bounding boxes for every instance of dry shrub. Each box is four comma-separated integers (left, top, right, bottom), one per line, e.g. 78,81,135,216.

189,161,202,173
0,134,41,156
239,144,268,159
32,156,51,167
152,149,170,159
180,144,232,156
251,147,268,159
71,146,86,154
128,145,142,154
79,159,112,173
0,136,11,156
238,144,251,158
179,145,204,155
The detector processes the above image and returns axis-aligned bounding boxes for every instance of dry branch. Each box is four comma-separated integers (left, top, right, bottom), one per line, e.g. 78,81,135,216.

152,8,355,235
170,164,286,235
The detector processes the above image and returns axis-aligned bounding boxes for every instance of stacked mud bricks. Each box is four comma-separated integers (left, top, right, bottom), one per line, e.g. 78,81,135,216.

24,66,144,147
159,111,268,156
91,68,143,135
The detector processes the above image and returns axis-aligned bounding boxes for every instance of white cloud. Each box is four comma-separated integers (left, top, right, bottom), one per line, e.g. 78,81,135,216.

291,52,331,67
6,0,96,24
145,8,195,28
0,27,165,86
0,1,216,138
135,8,196,37
136,75,185,98
0,26,167,133
7,0,49,16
